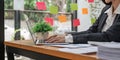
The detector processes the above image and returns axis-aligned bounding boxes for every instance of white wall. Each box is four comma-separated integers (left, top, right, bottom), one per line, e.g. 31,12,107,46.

77,0,105,32
77,0,91,32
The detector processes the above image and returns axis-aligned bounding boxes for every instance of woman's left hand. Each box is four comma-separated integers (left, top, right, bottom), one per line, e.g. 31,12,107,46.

45,35,65,43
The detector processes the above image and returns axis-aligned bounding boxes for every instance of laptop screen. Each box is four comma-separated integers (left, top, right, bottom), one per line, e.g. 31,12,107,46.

26,20,37,44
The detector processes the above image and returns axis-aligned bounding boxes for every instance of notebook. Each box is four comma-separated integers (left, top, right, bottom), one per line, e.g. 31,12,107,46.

26,19,69,45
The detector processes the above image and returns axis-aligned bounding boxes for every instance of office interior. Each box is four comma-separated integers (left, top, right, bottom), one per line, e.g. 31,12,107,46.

1,0,120,60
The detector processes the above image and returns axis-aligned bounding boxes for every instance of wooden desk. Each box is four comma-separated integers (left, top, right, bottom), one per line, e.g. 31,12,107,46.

5,40,97,60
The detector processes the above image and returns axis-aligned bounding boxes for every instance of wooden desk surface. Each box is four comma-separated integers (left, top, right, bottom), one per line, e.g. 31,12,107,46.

4,40,98,60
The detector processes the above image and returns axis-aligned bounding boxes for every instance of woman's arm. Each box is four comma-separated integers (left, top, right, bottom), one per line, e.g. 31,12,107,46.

70,5,111,36
73,18,120,44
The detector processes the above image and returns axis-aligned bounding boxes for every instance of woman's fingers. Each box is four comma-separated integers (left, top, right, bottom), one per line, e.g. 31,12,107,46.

53,37,65,43
45,35,65,43
45,35,57,41
46,36,65,43
45,35,58,43
48,35,57,39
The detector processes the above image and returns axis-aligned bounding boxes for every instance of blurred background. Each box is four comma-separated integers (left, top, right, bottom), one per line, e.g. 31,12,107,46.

4,0,105,60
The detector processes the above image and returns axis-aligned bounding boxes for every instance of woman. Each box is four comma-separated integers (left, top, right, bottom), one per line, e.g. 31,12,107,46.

46,0,120,44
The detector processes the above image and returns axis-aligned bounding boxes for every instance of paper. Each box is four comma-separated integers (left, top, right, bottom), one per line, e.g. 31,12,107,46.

36,2,46,10
49,5,58,14
58,15,67,23
88,41,120,48
70,3,78,11
73,19,80,27
50,44,91,48
59,47,97,54
91,18,96,24
88,0,94,3
44,17,54,26
97,42,120,60
82,8,88,14
14,0,24,10
37,43,69,45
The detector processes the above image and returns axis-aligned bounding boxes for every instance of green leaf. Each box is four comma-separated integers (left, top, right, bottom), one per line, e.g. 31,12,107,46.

32,20,53,33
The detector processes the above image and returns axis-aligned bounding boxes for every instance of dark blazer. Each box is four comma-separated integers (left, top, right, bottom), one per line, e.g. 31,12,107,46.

72,5,120,44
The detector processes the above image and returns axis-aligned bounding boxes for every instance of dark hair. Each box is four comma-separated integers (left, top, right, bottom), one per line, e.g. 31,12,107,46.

102,0,112,5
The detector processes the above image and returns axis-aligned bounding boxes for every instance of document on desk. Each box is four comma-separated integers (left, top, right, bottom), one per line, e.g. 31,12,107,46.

88,41,120,48
49,44,92,48
90,41,120,60
58,47,98,54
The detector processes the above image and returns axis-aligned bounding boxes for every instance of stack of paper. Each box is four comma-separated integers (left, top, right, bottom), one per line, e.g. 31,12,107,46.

95,42,120,60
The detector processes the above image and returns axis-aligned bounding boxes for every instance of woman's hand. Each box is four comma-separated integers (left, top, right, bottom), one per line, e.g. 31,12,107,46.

45,35,65,43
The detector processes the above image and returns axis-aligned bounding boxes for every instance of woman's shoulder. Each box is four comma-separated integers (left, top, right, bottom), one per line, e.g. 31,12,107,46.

101,5,111,13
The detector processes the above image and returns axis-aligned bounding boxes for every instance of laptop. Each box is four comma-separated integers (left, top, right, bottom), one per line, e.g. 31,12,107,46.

26,19,69,45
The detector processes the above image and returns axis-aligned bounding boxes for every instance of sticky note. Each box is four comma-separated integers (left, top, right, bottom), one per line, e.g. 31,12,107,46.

44,17,54,26
91,18,96,24
14,0,24,10
73,19,80,27
70,3,78,11
82,8,88,14
88,0,94,3
58,15,67,23
36,2,46,10
49,5,58,14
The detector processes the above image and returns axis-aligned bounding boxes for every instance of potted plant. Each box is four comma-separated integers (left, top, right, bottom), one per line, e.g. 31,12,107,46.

32,20,53,43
